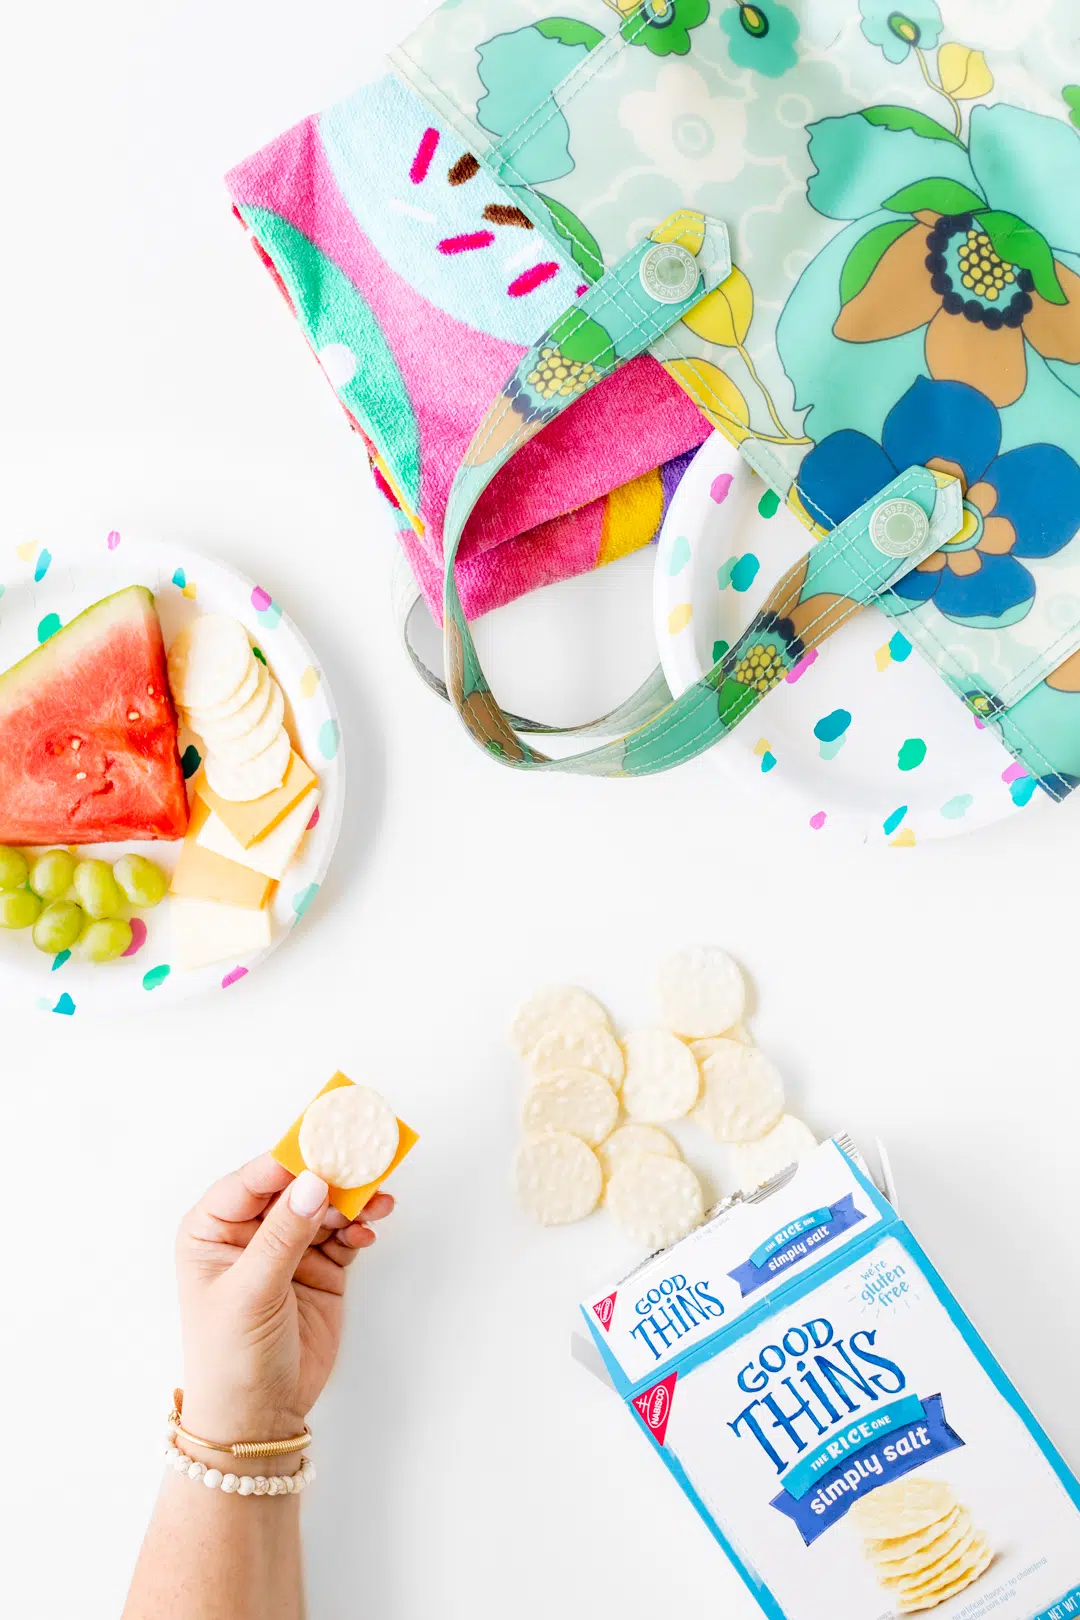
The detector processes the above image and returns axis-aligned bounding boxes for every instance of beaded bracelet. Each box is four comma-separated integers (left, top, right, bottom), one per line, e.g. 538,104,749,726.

165,1442,315,1496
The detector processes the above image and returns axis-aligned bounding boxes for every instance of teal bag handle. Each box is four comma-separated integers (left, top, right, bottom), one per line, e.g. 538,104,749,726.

440,212,964,774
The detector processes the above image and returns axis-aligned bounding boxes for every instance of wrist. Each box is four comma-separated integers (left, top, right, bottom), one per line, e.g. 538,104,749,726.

176,1388,308,1449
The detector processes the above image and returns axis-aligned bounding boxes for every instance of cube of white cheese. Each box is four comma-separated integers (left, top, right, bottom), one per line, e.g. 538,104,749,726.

195,790,320,880
171,897,273,971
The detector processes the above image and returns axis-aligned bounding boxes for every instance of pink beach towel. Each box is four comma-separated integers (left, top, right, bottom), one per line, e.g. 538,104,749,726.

227,73,708,620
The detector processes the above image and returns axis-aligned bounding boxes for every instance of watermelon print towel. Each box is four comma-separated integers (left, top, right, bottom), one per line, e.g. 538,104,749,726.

227,73,709,620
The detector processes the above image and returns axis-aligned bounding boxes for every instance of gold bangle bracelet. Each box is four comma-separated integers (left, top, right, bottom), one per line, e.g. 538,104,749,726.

169,1390,312,1460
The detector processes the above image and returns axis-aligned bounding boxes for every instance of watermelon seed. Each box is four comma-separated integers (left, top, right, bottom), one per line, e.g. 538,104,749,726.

127,710,139,721
71,738,81,751
75,771,86,781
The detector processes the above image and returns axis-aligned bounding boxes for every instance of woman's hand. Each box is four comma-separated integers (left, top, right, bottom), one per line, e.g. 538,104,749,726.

175,1156,394,1451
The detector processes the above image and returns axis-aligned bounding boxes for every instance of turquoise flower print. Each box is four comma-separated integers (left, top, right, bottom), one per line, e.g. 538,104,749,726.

611,0,710,58
799,378,1080,630
859,0,942,63
719,2,799,77
777,103,1080,446
476,20,603,184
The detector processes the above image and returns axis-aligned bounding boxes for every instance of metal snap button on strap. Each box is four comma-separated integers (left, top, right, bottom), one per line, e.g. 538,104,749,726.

870,497,930,558
639,242,700,304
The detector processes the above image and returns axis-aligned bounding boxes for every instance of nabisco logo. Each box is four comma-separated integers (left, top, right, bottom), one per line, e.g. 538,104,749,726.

632,1372,677,1447
592,1291,617,1332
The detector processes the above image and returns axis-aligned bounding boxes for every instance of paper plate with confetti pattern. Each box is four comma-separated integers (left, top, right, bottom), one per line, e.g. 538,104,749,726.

654,434,1035,844
0,534,344,1015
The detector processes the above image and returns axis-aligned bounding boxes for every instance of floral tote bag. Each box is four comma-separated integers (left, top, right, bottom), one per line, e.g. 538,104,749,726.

236,0,1080,790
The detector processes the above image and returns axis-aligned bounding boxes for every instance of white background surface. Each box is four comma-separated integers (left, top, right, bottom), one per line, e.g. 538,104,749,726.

2,5,1079,1616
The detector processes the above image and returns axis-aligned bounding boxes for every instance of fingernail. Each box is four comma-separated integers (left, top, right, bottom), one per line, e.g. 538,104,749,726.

289,1170,328,1217
323,1207,349,1229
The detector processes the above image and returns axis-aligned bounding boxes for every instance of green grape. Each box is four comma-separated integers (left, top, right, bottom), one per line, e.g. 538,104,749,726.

72,858,124,920
78,917,133,963
0,846,29,892
28,848,76,902
113,853,168,908
0,889,42,929
32,900,85,954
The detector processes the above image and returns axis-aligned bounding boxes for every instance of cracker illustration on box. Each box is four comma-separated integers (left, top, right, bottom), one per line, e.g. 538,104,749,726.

852,1479,992,1613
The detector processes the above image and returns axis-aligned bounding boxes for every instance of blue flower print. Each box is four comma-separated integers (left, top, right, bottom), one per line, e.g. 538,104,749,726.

719,2,800,77
859,0,942,64
799,377,1080,629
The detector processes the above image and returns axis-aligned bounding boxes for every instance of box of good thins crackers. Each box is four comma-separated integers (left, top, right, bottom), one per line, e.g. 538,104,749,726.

577,1138,1080,1620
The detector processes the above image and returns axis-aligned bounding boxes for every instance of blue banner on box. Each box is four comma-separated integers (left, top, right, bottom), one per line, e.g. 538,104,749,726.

728,1194,865,1298
770,1393,963,1545
1032,1587,1080,1620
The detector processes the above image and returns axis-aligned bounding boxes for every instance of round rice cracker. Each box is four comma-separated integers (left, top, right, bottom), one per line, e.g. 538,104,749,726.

657,946,745,1039
597,1125,681,1183
204,724,291,803
730,1114,817,1191
168,614,254,711
693,1042,784,1145
689,1028,752,1063
885,1522,984,1594
896,1538,993,1613
298,1084,399,1189
199,678,286,765
870,1506,969,1575
516,1131,602,1226
852,1479,959,1541
621,1029,700,1122
511,985,610,1059
529,1025,624,1088
606,1157,705,1251
522,1069,618,1147
185,655,261,725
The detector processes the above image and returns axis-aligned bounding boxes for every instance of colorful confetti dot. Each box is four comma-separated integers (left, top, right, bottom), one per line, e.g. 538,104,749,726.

730,553,760,593
785,649,818,684
107,530,121,550
710,473,734,505
758,489,781,519
252,645,267,665
306,805,321,832
292,882,320,918
760,750,777,773
221,966,249,989
34,548,52,582
814,708,851,744
667,603,692,635
251,585,272,612
809,811,827,830
182,582,198,601
890,826,917,848
1009,775,1036,808
753,737,771,758
299,666,321,699
889,632,912,662
172,567,187,589
15,540,37,562
318,718,341,760
898,738,927,771
52,949,71,971
874,644,893,673
940,794,973,819
37,613,61,643
142,964,171,991
1001,761,1027,785
180,744,201,779
883,805,908,836
53,993,76,1016
667,535,691,575
711,639,729,664
122,918,148,957
717,558,736,590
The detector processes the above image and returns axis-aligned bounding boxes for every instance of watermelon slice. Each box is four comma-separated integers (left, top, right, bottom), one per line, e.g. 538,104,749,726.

0,586,189,844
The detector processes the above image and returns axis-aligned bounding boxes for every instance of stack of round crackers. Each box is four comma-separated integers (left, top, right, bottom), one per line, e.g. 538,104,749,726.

853,1480,993,1613
512,947,818,1251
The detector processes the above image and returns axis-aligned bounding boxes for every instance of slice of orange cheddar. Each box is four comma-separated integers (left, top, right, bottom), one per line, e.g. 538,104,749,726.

198,750,317,848
272,1071,418,1221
